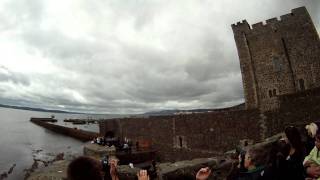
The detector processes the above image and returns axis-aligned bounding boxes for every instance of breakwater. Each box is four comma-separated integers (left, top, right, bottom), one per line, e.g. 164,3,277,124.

30,118,99,141
30,117,57,122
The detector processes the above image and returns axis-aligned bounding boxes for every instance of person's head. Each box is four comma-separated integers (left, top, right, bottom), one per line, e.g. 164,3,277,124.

67,156,103,180
285,126,303,151
244,146,267,169
305,123,318,138
267,140,290,168
277,139,290,158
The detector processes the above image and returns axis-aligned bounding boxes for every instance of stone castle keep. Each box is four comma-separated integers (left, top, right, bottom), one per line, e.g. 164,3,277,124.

99,7,320,162
232,7,320,111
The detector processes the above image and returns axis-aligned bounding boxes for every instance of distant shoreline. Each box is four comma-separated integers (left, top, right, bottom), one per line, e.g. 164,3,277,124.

0,104,80,114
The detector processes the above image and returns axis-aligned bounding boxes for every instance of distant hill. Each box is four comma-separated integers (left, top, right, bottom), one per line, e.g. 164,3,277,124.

144,103,245,116
144,109,181,116
0,102,246,116
0,104,78,114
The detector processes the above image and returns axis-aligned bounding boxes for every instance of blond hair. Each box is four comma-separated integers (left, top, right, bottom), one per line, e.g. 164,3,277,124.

305,122,318,138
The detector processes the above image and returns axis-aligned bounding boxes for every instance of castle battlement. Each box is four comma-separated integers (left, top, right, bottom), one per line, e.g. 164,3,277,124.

279,13,293,21
231,20,250,32
251,22,265,30
231,20,248,27
232,6,309,33
265,18,279,25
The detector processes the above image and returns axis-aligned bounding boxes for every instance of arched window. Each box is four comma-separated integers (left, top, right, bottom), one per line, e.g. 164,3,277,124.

269,90,272,98
175,136,187,149
179,136,183,148
273,89,277,96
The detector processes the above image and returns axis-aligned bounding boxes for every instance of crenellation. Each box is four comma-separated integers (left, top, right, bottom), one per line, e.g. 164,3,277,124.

232,20,248,27
291,6,308,15
231,20,251,33
266,17,279,25
251,22,265,30
277,7,310,21
241,20,248,24
280,13,294,21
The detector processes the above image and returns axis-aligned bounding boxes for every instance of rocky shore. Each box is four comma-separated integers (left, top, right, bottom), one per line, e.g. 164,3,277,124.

0,164,16,180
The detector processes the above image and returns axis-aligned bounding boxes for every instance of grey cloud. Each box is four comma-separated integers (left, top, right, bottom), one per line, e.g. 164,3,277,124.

21,30,104,60
0,66,30,86
0,0,43,31
0,0,318,113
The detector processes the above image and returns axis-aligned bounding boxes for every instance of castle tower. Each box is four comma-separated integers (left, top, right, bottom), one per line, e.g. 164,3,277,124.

232,7,320,111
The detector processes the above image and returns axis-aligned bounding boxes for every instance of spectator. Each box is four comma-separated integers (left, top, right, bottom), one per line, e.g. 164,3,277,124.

67,156,119,180
282,126,306,180
285,126,305,158
226,149,247,180
199,146,267,180
305,122,319,154
304,131,320,179
67,156,103,180
238,146,267,180
260,140,290,180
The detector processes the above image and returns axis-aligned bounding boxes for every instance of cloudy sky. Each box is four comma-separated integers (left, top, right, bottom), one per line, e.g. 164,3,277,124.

0,0,319,114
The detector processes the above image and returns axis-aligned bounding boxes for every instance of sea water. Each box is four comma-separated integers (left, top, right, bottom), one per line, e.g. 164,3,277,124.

0,107,125,179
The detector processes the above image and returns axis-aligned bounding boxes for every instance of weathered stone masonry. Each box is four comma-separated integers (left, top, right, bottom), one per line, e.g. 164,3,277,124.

100,110,262,162
99,88,320,162
232,6,320,111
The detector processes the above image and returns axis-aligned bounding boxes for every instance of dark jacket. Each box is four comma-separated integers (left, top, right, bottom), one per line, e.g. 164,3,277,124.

281,151,305,180
259,153,287,180
237,166,264,180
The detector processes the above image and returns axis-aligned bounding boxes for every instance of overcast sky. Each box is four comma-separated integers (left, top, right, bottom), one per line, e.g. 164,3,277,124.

0,0,319,114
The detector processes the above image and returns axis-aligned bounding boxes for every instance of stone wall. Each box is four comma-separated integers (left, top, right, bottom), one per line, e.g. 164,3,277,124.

264,87,320,137
99,109,262,162
99,87,320,162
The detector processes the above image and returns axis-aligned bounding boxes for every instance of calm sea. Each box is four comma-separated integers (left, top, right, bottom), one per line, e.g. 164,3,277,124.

0,107,126,179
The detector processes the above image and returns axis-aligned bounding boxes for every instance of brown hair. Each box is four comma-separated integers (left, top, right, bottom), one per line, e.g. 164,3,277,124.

246,145,270,167
67,156,103,180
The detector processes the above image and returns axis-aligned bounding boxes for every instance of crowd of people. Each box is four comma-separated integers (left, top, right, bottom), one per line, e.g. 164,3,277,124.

67,122,320,180
92,131,133,152
196,123,320,180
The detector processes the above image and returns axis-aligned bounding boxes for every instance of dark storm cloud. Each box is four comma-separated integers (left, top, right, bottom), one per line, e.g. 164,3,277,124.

0,0,318,113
